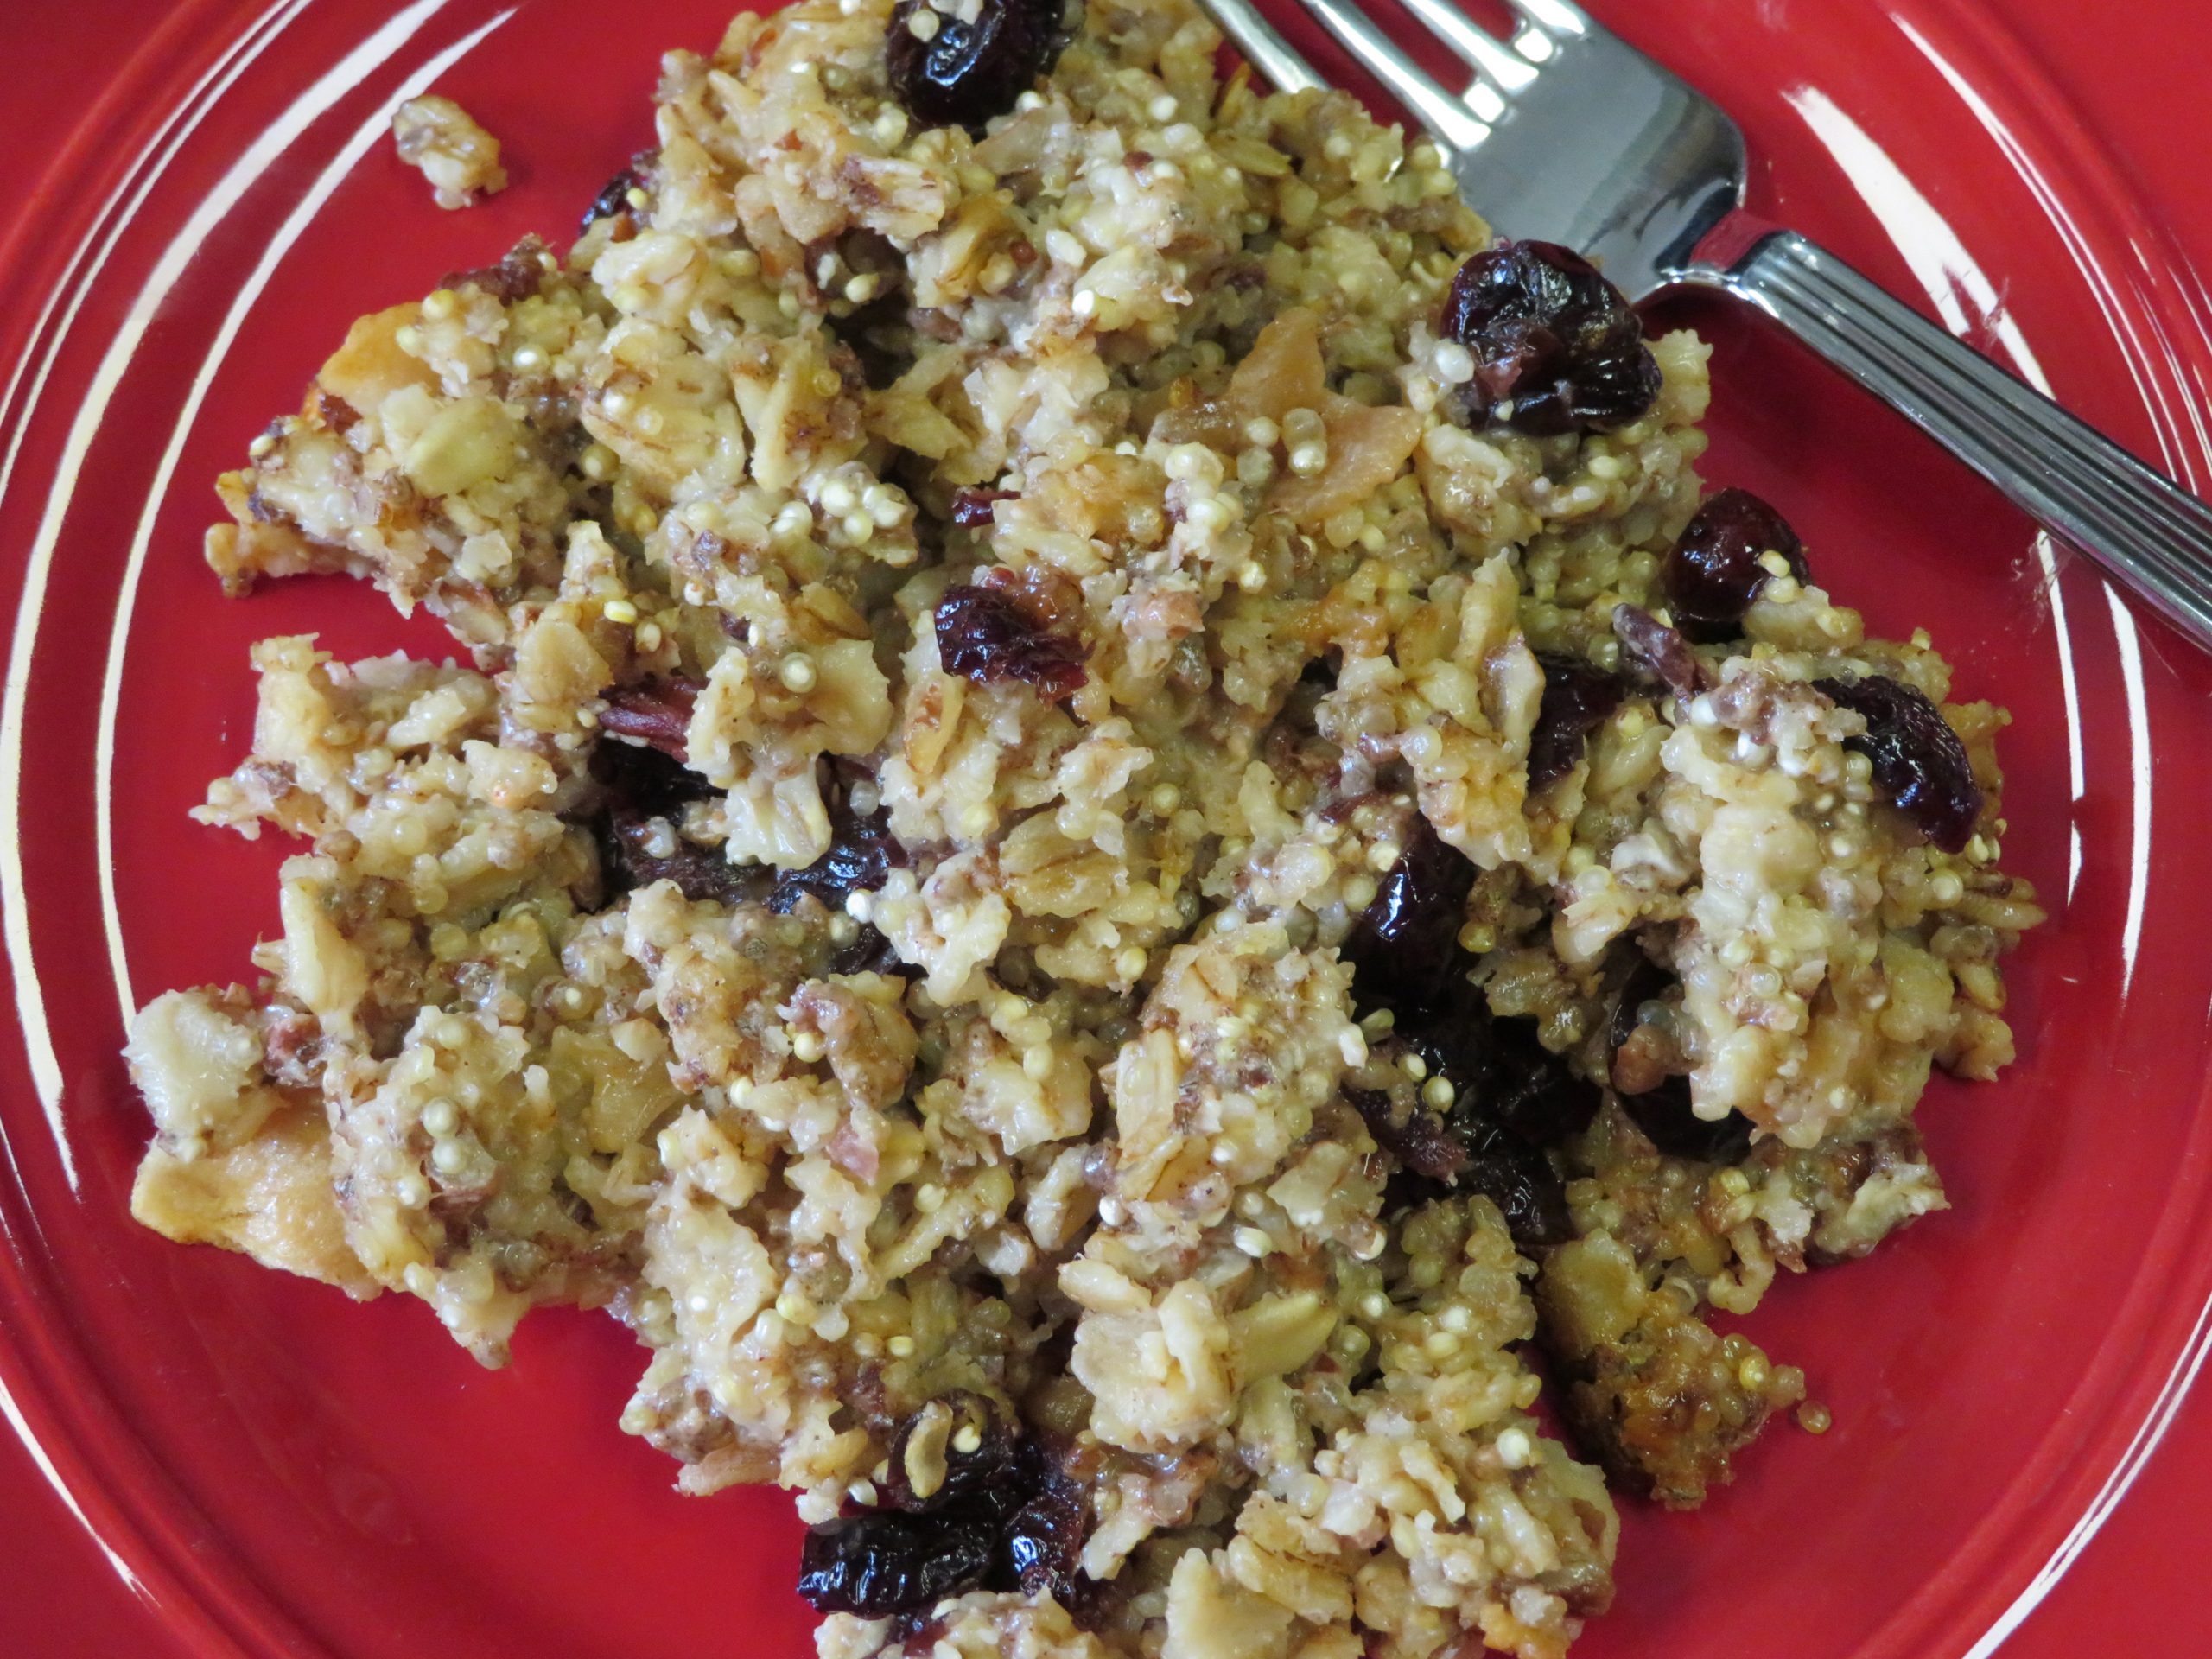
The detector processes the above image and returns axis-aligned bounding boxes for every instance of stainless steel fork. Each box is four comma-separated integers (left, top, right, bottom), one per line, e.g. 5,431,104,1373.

1201,0,2212,656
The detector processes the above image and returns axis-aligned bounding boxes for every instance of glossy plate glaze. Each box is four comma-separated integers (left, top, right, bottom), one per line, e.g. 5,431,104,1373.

1,2,2209,1656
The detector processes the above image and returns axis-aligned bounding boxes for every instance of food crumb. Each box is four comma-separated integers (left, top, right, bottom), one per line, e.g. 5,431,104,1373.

391,94,508,210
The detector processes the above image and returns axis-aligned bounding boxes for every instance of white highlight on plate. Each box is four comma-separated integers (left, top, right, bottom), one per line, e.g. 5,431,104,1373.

94,7,521,1025
0,1372,142,1595
0,0,460,1188
0,0,317,1190
1806,38,2190,1659
1893,20,2209,486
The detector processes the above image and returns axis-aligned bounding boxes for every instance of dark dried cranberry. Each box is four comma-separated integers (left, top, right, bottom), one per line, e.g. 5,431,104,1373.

1356,1001,1587,1252
1359,1081,1571,1250
1455,1116,1573,1249
1529,652,1625,792
1612,603,1708,702
935,582,1087,702
1815,675,1983,854
799,1399,1094,1620
877,1394,1016,1511
769,798,906,917
578,153,655,237
1440,241,1661,435
886,0,1070,133
599,676,702,761
949,487,1017,529
1004,1465,1093,1612
442,236,549,305
601,817,747,907
1350,1085,1469,1183
1340,815,1477,1014
798,1511,998,1617
1662,489,1809,643
1474,1014,1601,1149
1607,957,1751,1162
583,740,748,908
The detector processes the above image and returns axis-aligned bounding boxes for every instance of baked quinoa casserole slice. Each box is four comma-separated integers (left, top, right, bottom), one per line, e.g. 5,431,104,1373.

124,0,2044,1653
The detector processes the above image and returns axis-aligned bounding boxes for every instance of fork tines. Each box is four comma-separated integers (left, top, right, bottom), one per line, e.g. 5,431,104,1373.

1199,0,1587,159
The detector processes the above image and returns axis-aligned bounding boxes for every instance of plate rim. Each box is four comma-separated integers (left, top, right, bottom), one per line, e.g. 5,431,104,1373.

2,0,2209,1654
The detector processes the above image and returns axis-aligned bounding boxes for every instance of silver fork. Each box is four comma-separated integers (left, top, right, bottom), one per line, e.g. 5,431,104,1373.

1201,0,2212,656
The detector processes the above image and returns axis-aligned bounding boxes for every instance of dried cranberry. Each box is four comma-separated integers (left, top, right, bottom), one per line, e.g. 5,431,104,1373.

578,153,655,237
1612,603,1708,702
1815,675,1983,854
1473,1013,1601,1150
1529,652,1625,792
598,676,702,761
1454,1116,1573,1249
935,582,1087,702
1357,999,1588,1252
1003,1465,1093,1613
1340,815,1477,1014
1358,1080,1572,1251
1662,489,1810,643
442,237,548,305
798,1400,1093,1620
876,1394,1016,1511
949,487,1017,529
1607,957,1751,1162
798,1511,998,1617
885,0,1070,133
1440,241,1661,435
769,798,906,917
583,742,746,908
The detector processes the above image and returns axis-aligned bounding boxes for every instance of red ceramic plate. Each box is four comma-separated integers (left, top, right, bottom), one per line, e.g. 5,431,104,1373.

3,1,2209,1656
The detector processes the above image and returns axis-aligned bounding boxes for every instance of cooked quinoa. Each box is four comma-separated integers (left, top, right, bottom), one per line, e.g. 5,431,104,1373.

126,1,2044,1654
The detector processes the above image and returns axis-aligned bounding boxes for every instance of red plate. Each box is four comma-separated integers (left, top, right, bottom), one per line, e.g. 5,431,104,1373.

3,1,2209,1655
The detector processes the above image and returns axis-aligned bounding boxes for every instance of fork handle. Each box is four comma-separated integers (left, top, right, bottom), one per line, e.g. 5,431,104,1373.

1681,225,2212,654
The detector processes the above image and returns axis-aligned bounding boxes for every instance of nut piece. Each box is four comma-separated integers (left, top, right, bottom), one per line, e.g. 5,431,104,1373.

391,95,509,210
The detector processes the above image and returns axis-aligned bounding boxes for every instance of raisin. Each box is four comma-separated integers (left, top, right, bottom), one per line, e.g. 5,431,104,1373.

1607,957,1751,1162
1340,815,1477,1014
886,0,1071,133
1662,488,1809,643
1528,652,1625,793
1440,240,1661,435
598,676,702,761
590,732,709,818
949,486,1017,528
1391,984,1599,1153
601,817,747,907
798,1511,998,1617
935,582,1087,702
1455,1117,1574,1249
1814,674,1983,854
1612,603,1708,702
